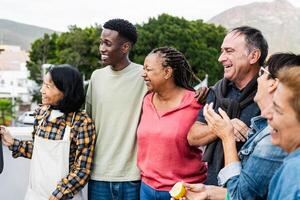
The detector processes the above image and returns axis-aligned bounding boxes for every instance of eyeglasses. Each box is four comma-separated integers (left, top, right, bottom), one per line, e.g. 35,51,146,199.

259,66,272,77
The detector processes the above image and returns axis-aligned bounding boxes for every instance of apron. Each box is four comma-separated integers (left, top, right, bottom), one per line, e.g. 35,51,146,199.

24,111,83,200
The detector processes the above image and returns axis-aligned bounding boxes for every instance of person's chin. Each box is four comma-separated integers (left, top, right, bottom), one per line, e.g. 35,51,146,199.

223,73,232,80
41,99,47,105
253,94,258,103
101,62,108,67
41,102,48,106
253,95,263,109
146,86,153,92
101,60,110,66
270,133,280,146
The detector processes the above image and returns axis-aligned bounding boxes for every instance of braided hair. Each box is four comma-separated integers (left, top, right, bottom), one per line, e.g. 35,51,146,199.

150,47,200,91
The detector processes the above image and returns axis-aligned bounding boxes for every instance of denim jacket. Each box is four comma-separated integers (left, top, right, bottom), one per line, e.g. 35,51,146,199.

268,148,300,200
218,116,287,200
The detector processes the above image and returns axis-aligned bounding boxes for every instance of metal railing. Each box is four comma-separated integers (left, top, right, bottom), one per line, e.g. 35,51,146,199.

0,126,31,200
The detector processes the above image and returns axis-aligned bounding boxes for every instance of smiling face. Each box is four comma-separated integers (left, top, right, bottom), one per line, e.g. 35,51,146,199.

40,73,64,106
268,83,300,153
218,31,255,88
142,53,169,92
254,66,276,112
99,28,126,69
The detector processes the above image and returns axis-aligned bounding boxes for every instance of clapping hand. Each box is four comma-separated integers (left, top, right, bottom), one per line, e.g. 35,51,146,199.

231,118,249,142
203,103,234,141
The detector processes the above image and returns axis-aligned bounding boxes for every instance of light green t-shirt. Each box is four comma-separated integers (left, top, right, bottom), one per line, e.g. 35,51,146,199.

86,63,147,181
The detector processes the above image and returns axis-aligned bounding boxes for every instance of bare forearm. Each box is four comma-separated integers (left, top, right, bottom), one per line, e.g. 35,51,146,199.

222,138,239,166
206,185,227,200
187,122,218,146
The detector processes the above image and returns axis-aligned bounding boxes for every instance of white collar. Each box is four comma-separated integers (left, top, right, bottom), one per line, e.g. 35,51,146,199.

49,109,64,121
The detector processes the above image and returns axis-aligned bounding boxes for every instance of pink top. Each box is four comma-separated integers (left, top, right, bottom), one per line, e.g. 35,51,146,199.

137,90,207,191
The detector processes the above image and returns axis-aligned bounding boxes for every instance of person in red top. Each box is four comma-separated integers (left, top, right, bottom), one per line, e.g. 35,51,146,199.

137,47,207,200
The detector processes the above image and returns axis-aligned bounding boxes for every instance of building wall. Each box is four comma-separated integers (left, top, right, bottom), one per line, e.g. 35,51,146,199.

0,45,35,105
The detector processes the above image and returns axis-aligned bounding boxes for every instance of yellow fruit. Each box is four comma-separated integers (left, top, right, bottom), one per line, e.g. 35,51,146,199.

169,182,186,199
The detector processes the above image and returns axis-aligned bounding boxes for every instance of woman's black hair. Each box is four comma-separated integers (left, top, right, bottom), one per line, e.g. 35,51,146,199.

48,64,85,114
267,52,300,79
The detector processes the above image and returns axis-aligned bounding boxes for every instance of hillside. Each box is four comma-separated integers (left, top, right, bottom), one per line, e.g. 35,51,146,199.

0,19,57,51
208,0,300,54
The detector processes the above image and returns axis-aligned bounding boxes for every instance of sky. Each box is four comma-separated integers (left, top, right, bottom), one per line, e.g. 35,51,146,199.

1,0,299,32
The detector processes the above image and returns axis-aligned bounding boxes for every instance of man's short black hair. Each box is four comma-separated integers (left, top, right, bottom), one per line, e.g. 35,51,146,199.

48,64,85,114
103,18,137,45
232,26,268,66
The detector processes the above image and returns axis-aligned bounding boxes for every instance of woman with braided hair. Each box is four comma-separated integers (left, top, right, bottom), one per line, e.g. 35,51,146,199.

137,47,207,200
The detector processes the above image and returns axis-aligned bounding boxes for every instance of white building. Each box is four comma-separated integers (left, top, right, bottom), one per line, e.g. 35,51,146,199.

0,45,36,109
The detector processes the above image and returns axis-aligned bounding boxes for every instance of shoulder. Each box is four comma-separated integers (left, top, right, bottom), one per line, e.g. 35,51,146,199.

74,110,94,126
253,134,287,159
205,89,216,104
212,78,224,89
143,92,153,104
184,90,202,108
128,62,144,73
284,155,300,171
91,67,109,78
71,111,95,139
131,62,143,68
34,105,49,119
275,157,300,186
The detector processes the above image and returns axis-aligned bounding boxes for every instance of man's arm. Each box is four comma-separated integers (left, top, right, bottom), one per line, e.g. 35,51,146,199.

188,89,218,146
188,115,250,147
187,121,218,146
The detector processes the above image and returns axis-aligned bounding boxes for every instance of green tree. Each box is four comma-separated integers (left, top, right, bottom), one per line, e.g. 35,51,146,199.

0,99,13,125
27,33,58,85
27,14,226,100
131,14,226,85
27,26,102,101
55,25,102,78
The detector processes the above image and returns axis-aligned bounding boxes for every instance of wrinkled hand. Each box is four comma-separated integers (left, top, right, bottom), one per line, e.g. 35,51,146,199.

181,183,209,200
49,195,59,200
231,118,249,142
195,87,209,105
203,103,234,140
184,183,206,192
171,183,227,200
0,125,14,147
171,198,187,200
170,183,208,200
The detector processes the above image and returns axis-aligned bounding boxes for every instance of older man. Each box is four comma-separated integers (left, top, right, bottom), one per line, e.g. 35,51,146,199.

177,53,300,200
188,26,268,185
